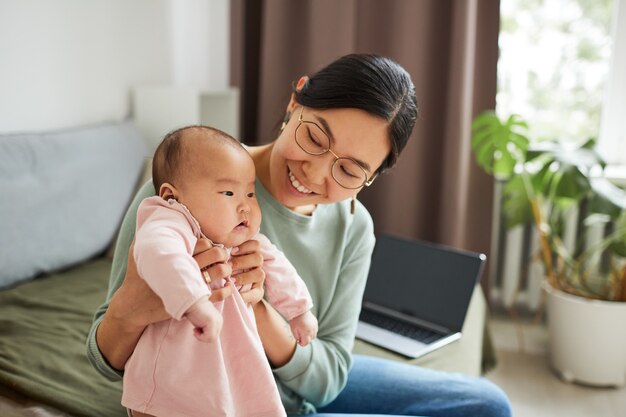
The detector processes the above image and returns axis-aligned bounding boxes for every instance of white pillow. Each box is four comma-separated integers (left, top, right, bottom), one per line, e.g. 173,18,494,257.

0,120,147,288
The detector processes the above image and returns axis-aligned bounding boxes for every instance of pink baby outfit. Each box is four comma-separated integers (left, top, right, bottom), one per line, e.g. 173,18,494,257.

122,197,313,417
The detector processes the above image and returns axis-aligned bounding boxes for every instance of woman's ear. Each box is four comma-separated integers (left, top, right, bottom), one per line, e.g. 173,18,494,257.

286,76,310,113
159,182,178,200
295,76,308,92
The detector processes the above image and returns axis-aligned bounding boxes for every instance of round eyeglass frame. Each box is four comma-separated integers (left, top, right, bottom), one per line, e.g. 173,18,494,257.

293,107,378,189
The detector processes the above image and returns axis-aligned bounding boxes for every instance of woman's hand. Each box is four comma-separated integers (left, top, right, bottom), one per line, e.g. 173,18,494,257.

97,241,169,370
112,239,233,330
229,239,295,366
192,238,234,302
230,239,265,305
97,239,234,371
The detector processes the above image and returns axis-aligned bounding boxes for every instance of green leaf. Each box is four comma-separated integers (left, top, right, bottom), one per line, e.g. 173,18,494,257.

471,111,499,130
554,165,591,201
471,111,529,181
502,175,533,228
526,140,605,176
554,196,579,211
493,148,517,179
532,162,555,196
510,132,530,151
580,137,596,150
475,143,495,174
470,129,493,152
588,178,626,219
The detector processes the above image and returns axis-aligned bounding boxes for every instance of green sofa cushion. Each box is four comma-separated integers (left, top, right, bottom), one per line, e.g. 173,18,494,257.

0,259,125,417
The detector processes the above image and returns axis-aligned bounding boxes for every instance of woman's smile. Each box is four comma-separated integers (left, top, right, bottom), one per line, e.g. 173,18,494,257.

287,167,315,195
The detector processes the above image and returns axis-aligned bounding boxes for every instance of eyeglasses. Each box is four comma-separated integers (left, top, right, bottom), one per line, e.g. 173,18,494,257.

294,107,377,189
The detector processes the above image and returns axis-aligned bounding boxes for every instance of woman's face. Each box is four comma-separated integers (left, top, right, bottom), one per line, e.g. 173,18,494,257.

266,105,391,212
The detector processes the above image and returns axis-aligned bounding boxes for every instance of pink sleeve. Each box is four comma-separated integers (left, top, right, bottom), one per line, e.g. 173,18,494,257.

133,199,210,320
256,234,313,320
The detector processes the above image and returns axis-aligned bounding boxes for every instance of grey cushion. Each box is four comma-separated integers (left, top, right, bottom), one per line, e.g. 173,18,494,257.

0,120,147,288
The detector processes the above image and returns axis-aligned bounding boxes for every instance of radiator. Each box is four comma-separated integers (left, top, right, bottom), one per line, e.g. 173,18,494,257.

488,181,609,311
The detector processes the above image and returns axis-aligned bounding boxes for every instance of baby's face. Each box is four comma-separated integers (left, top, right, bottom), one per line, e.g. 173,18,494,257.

177,144,261,248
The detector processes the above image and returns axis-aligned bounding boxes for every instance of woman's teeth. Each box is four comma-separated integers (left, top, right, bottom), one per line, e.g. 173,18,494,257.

288,170,313,194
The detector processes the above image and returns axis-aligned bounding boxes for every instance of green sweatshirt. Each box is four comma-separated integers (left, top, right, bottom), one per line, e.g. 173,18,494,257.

86,179,375,415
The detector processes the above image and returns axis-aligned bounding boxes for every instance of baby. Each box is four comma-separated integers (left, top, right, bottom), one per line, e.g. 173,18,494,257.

122,126,318,417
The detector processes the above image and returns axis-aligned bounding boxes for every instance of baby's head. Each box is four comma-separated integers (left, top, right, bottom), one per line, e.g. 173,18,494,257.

152,126,261,248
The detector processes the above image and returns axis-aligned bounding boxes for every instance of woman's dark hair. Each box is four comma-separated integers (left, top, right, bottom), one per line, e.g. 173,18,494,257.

294,54,418,173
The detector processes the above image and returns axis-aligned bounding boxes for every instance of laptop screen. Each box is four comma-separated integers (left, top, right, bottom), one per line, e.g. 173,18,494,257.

362,234,485,333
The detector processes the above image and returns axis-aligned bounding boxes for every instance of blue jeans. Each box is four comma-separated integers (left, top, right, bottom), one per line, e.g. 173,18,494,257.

311,355,512,417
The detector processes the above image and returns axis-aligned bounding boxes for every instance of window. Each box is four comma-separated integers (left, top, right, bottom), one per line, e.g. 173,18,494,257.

497,0,625,166
598,0,626,167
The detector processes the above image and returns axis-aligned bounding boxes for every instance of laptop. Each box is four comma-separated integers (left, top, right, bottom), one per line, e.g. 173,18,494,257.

356,234,486,358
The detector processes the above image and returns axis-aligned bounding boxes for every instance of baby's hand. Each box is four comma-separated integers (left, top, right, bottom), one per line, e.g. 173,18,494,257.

289,310,318,347
185,298,223,343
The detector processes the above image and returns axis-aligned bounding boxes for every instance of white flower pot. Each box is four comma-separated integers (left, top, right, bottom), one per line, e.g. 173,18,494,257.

545,283,626,387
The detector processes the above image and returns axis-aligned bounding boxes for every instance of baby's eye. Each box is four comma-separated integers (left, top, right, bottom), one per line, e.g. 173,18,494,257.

220,191,234,196
247,192,255,198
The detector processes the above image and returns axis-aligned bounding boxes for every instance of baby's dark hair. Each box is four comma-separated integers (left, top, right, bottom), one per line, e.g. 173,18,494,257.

294,54,418,174
152,125,243,192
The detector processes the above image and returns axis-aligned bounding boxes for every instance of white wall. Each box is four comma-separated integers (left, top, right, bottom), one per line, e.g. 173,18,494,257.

0,0,230,133
171,0,230,89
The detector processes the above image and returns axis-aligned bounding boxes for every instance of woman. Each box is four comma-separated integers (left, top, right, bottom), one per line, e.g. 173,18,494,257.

87,54,512,417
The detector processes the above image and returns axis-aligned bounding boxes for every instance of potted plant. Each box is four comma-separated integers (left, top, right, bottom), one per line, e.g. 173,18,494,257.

471,111,626,386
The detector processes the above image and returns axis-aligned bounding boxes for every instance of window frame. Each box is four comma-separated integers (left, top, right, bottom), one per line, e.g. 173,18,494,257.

599,0,626,167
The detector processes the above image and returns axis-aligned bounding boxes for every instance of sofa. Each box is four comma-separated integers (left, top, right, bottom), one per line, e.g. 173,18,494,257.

0,121,491,417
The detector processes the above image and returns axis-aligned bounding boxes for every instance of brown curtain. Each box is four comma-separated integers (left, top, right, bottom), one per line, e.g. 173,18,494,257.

231,0,500,290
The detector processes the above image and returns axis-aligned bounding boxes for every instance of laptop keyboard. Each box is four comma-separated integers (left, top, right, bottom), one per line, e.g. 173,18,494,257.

359,308,442,344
